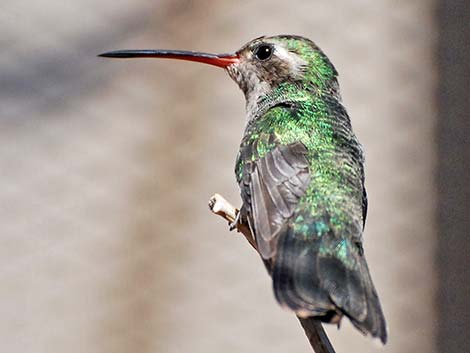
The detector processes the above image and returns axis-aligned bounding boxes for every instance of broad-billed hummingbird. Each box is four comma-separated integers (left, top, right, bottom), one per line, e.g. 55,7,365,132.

100,35,387,348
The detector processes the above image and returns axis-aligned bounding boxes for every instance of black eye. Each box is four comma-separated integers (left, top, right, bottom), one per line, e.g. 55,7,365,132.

254,45,273,61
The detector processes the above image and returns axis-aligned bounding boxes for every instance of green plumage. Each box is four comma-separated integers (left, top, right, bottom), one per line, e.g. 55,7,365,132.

241,89,364,232
232,36,386,343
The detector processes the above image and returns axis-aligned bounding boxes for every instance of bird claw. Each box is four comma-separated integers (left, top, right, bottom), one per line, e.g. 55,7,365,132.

229,211,241,231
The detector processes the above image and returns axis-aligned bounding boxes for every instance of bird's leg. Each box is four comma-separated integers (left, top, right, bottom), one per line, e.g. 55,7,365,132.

229,211,241,231
208,193,257,251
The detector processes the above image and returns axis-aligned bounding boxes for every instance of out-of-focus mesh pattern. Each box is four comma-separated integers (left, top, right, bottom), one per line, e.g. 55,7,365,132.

0,1,436,352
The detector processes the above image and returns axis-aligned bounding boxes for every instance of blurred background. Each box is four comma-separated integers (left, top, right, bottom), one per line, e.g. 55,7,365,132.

1,1,469,353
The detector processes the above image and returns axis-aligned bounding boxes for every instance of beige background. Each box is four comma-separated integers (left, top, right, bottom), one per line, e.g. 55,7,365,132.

1,1,437,352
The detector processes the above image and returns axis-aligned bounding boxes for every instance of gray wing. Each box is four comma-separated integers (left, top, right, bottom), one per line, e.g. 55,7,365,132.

248,142,311,259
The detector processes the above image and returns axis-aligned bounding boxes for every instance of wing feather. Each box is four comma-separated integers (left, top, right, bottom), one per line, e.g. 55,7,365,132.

250,142,310,259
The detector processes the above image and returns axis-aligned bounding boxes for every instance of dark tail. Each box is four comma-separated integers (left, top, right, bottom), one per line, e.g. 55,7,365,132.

297,316,336,353
349,255,388,343
273,225,388,344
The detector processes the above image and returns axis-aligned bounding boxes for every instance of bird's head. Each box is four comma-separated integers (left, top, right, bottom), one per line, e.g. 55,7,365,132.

226,35,338,103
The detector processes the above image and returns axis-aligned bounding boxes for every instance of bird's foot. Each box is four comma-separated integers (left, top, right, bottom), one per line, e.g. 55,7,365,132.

229,210,242,232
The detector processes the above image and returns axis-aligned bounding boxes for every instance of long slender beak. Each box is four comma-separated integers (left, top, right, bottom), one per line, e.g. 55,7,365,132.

98,49,239,68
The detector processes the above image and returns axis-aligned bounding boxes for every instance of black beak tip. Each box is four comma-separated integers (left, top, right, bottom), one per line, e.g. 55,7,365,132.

98,51,129,58
98,52,112,58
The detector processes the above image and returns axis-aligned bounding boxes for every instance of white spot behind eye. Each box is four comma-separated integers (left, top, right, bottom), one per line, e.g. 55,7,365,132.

274,45,306,77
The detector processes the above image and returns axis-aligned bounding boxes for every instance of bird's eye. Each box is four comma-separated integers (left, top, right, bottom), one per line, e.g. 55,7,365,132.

254,45,273,61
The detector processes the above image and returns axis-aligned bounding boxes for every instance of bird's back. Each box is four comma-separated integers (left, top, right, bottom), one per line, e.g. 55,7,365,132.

236,91,387,343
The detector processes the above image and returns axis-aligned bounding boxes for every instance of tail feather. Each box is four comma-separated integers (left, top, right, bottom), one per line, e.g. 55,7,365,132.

272,225,387,343
350,257,388,343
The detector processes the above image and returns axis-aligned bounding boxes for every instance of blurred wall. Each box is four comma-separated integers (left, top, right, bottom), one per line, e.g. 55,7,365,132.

437,0,470,351
1,1,437,353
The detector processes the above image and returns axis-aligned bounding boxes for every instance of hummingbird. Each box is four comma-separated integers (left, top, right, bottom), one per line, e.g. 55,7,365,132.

100,35,387,347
